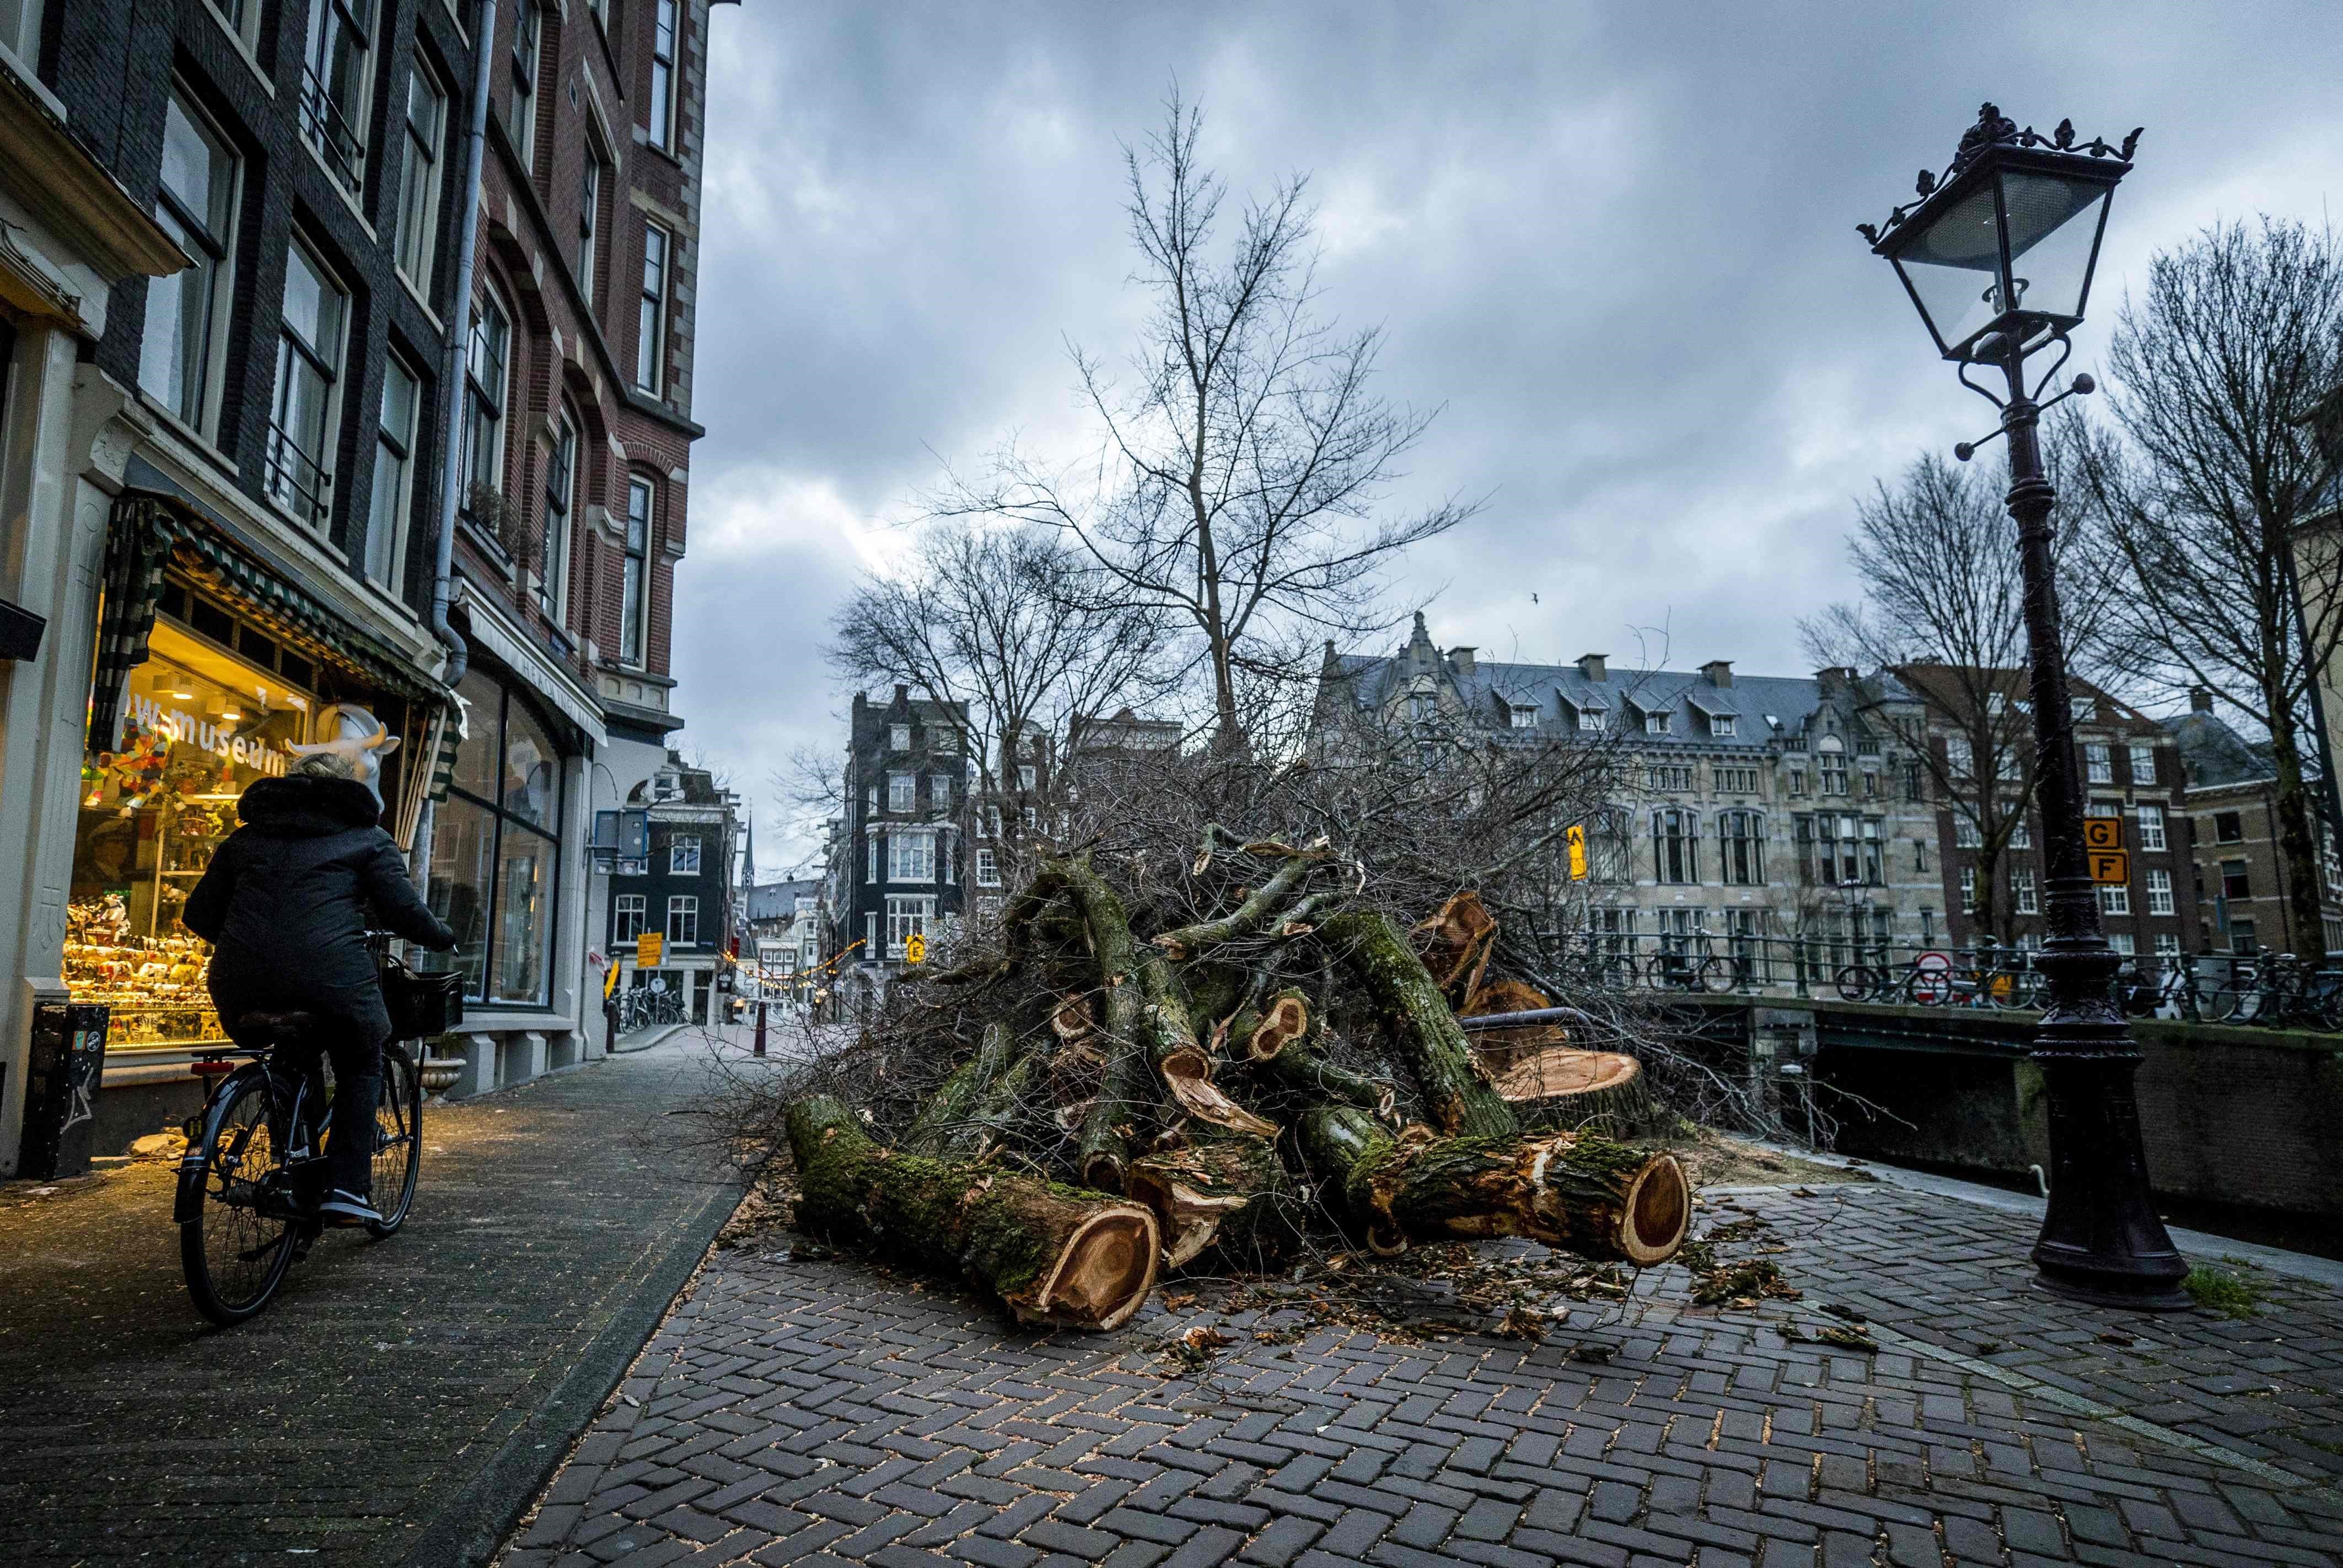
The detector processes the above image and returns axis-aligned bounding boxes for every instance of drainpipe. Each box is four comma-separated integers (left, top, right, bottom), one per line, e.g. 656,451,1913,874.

428,0,498,689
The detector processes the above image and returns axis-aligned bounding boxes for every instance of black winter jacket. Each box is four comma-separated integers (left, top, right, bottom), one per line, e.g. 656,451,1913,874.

182,776,456,1001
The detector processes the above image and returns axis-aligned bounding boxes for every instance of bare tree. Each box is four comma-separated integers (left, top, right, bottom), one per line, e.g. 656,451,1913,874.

935,90,1476,750
2081,219,2343,951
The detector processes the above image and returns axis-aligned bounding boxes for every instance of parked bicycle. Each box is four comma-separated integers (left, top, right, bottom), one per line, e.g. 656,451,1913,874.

176,933,460,1325
616,984,687,1032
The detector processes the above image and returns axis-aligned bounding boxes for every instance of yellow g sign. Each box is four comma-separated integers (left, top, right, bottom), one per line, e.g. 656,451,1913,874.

904,933,927,964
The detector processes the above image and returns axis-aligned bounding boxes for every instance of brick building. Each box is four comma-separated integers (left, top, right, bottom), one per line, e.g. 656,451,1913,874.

2165,692,2343,957
829,687,976,989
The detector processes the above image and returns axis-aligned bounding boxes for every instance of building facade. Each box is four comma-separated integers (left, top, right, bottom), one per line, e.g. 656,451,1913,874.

604,751,738,1023
745,875,820,999
2166,693,2343,957
830,686,973,988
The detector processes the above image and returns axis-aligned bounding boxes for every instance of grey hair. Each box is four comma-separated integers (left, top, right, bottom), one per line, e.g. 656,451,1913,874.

293,751,358,780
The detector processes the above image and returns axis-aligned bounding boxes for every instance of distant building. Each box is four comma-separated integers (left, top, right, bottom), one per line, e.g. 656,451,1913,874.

830,686,972,985
745,876,821,996
608,752,741,1022
2165,692,2343,956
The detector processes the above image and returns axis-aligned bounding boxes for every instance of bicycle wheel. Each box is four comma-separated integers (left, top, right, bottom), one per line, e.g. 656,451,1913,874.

180,1069,298,1326
1834,965,1881,1003
1696,956,1736,993
367,1044,423,1238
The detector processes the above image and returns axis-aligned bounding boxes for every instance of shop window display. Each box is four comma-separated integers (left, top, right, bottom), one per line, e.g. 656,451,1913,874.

428,667,562,1006
67,619,313,1052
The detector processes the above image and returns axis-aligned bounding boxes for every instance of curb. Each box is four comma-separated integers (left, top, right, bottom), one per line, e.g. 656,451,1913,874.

612,1021,695,1054
399,1176,743,1568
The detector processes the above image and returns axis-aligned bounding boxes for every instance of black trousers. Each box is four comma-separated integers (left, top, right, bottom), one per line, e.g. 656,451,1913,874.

211,964,393,1198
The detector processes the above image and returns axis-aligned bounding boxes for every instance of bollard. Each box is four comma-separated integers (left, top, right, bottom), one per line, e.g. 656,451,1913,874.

754,999,767,1058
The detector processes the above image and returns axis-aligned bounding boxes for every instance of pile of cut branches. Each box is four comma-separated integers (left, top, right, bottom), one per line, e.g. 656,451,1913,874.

775,829,1691,1332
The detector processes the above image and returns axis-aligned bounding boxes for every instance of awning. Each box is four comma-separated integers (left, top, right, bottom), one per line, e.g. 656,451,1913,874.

89,493,456,758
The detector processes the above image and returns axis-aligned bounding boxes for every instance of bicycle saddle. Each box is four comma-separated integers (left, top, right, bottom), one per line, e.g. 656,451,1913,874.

234,1010,318,1043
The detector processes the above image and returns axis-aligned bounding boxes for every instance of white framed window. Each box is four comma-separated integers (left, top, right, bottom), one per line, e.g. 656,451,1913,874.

889,723,911,751
507,0,540,165
2008,812,2031,849
1577,709,1603,732
1959,866,1976,914
2146,867,2174,916
1712,715,1737,737
2108,932,2135,957
1820,761,1848,795
1022,805,1038,831
2085,742,2113,784
975,847,1000,887
2154,933,2181,958
1945,735,1973,778
267,238,348,529
1643,710,1670,735
636,223,670,391
461,288,512,499
365,354,420,586
2013,868,2038,914
889,829,935,883
300,0,374,193
885,896,932,958
666,895,698,946
888,773,915,813
2137,803,2167,853
866,832,878,885
613,893,646,942
541,408,578,622
984,804,1002,839
669,836,701,875
648,0,679,149
2129,743,2156,785
394,60,447,289
801,938,818,966
577,142,606,305
1509,704,1538,729
929,773,953,810
141,86,239,435
864,911,879,960
2099,881,2131,915
621,477,652,667
1953,809,1982,849
1018,764,1037,792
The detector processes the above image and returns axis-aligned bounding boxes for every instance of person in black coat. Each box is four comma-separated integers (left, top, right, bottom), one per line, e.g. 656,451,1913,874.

183,752,457,1226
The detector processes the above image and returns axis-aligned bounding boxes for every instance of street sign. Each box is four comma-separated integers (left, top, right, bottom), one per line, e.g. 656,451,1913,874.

1566,823,1587,881
604,961,620,1000
636,930,663,967
2083,818,2122,852
904,932,927,964
2089,849,2130,885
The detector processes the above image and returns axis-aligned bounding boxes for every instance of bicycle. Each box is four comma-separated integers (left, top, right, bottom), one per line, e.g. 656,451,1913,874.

1641,945,1735,993
176,933,457,1326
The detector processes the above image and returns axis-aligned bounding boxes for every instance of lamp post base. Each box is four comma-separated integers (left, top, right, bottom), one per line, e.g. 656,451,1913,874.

2028,1054,2192,1312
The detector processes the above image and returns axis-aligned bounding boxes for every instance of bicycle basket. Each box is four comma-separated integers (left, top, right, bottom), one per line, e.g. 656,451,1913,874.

383,965,465,1038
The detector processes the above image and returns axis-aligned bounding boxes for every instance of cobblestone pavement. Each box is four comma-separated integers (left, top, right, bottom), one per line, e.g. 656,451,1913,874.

0,1033,741,1568
505,1177,2343,1568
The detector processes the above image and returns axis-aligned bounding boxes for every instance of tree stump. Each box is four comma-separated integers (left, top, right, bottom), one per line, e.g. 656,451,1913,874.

1488,1049,1663,1139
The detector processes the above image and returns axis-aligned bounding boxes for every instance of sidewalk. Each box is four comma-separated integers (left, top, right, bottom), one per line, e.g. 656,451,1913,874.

503,1167,2343,1568
0,1033,741,1568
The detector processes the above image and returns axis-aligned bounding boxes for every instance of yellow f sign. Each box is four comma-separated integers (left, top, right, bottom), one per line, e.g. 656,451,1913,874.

1566,823,1588,881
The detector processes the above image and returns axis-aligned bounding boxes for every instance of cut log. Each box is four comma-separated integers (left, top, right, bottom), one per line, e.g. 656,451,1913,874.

1158,1047,1279,1138
1232,989,1309,1063
1297,1104,1690,1266
1128,1133,1301,1270
1050,993,1095,1042
1412,890,1499,1000
1319,910,1517,1140
902,1022,1023,1158
1255,1041,1398,1124
786,1095,1158,1329
1056,860,1158,1192
1488,1049,1662,1139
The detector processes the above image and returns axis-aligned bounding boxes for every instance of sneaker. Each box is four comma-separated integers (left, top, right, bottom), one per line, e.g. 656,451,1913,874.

317,1189,383,1227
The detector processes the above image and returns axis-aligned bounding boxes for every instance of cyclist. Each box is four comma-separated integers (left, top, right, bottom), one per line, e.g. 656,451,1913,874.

182,751,456,1228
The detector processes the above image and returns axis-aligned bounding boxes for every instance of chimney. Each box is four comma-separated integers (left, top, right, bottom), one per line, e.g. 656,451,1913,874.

1702,660,1733,688
1448,646,1476,676
1577,653,1608,682
2190,688,2213,714
894,682,910,708
1814,665,1855,696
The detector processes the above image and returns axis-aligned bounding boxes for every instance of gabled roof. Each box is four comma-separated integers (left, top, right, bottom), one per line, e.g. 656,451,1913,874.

2162,710,2274,790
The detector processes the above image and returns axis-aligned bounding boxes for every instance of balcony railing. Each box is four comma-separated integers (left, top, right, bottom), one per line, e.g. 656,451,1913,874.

263,421,333,528
298,69,366,192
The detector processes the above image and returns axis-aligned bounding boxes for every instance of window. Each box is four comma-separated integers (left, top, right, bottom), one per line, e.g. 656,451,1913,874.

1786,767,1807,796
1711,715,1737,737
1589,809,1631,883
1018,764,1038,792
866,831,878,885
2215,811,2243,844
885,896,932,958
2129,743,2157,785
669,836,701,875
1820,761,1848,795
141,88,238,433
667,895,698,946
1643,709,1670,735
365,355,420,586
2008,811,2030,849
507,0,540,165
2220,859,2250,900
2099,879,2130,915
2108,933,2135,957
461,289,512,499
1945,735,1974,778
0,0,44,59
266,239,347,528
1645,765,1694,792
929,773,953,811
300,0,373,192
427,669,565,1006
2147,867,2174,916
2155,933,2182,959
649,0,679,149
889,830,935,882
1509,704,1538,729
637,223,670,391
1915,838,1930,873
1577,709,1604,732
613,893,646,944
1903,762,1923,801
394,61,447,287
2231,918,2258,955
2085,742,2113,784
1959,866,1976,914
2137,804,2166,853
620,478,652,666
1953,809,1982,849
1718,810,1764,886
2014,869,2038,914
889,724,911,752
578,146,606,305
932,729,958,755
1715,767,1758,794
541,410,577,621
976,847,1001,887
1653,809,1698,885
888,773,914,812
2075,696,2099,723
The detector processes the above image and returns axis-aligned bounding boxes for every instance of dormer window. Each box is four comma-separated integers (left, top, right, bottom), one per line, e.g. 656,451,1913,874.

890,723,911,752
1509,704,1538,729
1645,711,1670,735
1578,709,1604,732
1712,715,1737,737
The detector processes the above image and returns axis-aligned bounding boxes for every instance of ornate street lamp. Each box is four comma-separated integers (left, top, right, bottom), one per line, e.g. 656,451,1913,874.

1861,105,2190,1310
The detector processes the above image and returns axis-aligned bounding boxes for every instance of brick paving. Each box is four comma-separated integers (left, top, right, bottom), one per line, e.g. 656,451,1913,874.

504,1177,2343,1568
0,1033,741,1567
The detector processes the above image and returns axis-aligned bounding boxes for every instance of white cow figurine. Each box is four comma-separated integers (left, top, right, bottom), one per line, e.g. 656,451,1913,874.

290,704,401,805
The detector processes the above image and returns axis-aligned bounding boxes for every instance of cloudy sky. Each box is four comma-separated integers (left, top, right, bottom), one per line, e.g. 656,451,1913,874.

678,2,2343,874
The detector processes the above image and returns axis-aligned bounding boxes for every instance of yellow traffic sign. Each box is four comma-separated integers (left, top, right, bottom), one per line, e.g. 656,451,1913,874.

2089,849,2130,885
2083,818,2122,852
904,932,927,964
604,961,620,1000
1566,823,1588,882
636,930,663,967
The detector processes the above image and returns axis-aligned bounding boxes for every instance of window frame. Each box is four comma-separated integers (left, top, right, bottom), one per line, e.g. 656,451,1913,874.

1718,808,1764,887
669,836,702,875
2084,742,2114,784
636,222,670,392
141,84,240,438
299,0,375,195
620,476,654,667
366,351,422,588
648,0,680,150
666,894,699,947
888,828,936,883
507,0,541,167
2137,803,2167,853
393,56,448,293
461,285,513,504
613,892,647,943
266,235,350,531
578,136,608,308
975,845,1001,887
2146,867,2175,916
541,406,578,623
2128,742,2157,785
1652,807,1699,886
428,675,567,1007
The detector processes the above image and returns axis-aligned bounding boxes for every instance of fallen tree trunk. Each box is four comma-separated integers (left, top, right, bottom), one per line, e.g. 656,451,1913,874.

787,1095,1158,1330
1297,1105,1690,1265
1488,1048,1662,1139
1230,989,1309,1063
1254,1038,1397,1123
1057,860,1159,1192
902,1023,1036,1162
1127,1131,1301,1271
1319,910,1517,1140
